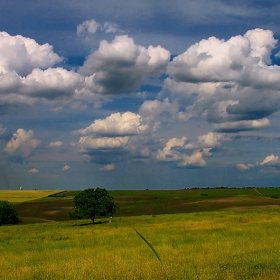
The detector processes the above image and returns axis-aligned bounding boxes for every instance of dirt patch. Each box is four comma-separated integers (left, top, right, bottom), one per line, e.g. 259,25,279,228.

16,199,73,221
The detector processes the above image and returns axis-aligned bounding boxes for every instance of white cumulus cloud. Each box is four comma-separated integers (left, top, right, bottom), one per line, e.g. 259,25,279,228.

79,136,129,150
79,35,170,94
0,32,104,109
139,98,179,124
48,141,63,148
197,132,224,148
103,22,122,33
236,163,254,171
62,165,70,171
178,152,206,168
164,28,280,133
0,31,62,76
77,19,100,35
100,163,115,171
28,168,39,173
4,128,40,159
259,154,280,166
155,136,206,168
22,68,84,100
167,28,277,84
74,112,149,136
77,19,122,35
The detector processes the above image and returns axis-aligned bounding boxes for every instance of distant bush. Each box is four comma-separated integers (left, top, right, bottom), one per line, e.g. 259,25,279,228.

0,201,20,226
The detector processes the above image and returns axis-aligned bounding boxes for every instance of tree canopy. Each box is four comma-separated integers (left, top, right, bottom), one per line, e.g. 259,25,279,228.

69,188,116,224
0,201,20,226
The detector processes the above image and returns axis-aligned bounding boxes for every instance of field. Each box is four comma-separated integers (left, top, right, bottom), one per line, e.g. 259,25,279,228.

0,190,61,203
1,188,280,279
7,187,280,223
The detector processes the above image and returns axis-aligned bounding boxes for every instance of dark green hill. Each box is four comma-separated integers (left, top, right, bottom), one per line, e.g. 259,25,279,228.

14,188,280,224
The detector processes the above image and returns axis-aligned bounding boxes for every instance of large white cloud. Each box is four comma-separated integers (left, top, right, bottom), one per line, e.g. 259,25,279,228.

183,132,225,152
155,136,206,168
237,154,280,172
74,109,160,164
0,68,87,109
74,112,150,136
164,28,280,132
4,128,40,160
0,32,111,109
0,32,97,109
22,68,84,100
167,28,277,84
259,154,280,166
156,137,188,162
0,32,169,110
79,35,170,94
245,28,277,65
74,110,155,164
197,132,224,147
178,152,206,168
0,31,62,76
139,98,179,125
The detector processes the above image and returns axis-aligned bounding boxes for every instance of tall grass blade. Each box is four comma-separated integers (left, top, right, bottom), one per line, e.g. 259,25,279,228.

134,228,169,280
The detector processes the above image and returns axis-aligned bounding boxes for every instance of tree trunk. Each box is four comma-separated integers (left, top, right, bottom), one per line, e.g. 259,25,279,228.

91,216,95,224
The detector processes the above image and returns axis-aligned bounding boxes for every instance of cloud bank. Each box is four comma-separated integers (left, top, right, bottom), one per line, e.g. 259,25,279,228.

165,28,280,133
2,25,280,188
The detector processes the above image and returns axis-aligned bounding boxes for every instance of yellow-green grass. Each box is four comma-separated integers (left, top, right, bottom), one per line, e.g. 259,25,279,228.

1,208,280,279
0,190,62,203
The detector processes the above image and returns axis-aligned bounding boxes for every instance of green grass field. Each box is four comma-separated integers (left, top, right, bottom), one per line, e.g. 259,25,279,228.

1,188,280,279
1,209,280,279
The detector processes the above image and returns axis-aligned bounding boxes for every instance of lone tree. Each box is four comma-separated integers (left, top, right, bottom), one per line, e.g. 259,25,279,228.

0,201,20,226
69,188,116,224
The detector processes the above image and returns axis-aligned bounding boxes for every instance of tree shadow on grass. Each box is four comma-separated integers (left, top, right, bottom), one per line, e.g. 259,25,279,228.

72,220,109,226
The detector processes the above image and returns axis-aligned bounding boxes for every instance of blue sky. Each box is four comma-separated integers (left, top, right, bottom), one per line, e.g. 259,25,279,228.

1,0,280,190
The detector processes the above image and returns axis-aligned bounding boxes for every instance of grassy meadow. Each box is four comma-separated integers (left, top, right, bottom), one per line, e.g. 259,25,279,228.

1,210,280,279
1,188,280,279
0,190,61,203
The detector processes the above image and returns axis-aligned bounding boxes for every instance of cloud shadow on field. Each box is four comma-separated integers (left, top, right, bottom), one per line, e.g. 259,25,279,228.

72,220,109,226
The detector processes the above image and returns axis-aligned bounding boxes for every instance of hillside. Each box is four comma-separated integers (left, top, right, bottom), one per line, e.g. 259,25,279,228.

6,187,280,224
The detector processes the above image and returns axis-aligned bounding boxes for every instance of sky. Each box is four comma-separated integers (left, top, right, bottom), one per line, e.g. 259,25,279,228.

1,1,280,190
